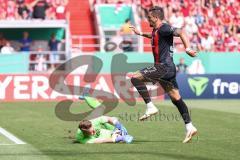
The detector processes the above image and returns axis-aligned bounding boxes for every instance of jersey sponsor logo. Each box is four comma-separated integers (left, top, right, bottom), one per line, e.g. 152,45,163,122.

188,77,209,96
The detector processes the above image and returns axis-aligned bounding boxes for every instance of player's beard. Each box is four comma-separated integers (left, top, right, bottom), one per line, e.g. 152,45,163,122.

149,19,157,28
149,21,154,28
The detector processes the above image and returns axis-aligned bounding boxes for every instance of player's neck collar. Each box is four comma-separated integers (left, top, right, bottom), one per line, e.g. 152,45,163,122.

155,22,163,29
156,20,169,29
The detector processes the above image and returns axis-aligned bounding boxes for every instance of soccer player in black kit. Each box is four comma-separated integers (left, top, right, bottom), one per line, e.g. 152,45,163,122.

130,6,197,143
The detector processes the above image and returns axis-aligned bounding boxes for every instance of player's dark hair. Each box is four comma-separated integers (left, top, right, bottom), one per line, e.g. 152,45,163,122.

149,6,164,20
79,120,92,131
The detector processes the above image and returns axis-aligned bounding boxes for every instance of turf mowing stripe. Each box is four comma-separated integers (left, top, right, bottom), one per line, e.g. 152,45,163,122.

0,144,19,146
0,133,14,145
0,127,26,145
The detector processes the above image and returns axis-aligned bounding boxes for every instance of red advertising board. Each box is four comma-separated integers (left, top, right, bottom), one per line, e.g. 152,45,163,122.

0,74,164,101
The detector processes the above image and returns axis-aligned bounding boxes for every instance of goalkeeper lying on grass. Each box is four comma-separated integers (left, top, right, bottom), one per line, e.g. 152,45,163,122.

76,116,133,144
76,88,133,144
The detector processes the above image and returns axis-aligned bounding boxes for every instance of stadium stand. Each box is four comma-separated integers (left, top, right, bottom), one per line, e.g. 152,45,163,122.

92,0,240,52
0,0,239,73
0,0,70,72
69,0,97,52
98,5,133,29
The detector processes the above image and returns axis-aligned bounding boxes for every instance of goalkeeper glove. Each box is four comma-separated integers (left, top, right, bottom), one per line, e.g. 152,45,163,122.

114,135,134,144
114,122,128,136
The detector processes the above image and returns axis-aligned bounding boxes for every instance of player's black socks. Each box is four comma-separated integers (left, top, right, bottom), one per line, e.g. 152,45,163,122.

172,98,191,124
131,77,151,104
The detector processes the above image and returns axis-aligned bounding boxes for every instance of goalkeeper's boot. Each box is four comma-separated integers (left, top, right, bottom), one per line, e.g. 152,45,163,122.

79,85,90,100
139,103,158,121
183,125,197,143
78,86,101,109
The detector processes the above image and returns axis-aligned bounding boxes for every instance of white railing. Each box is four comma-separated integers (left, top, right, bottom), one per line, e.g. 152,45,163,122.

28,51,67,72
71,34,187,53
71,34,152,53
93,3,144,53
0,20,68,28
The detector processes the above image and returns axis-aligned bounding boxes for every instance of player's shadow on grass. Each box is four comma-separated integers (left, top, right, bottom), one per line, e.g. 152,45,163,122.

70,139,181,144
0,150,216,160
33,150,214,160
134,139,181,143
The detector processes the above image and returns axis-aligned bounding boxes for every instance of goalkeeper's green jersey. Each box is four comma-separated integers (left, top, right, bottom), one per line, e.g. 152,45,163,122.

76,116,115,144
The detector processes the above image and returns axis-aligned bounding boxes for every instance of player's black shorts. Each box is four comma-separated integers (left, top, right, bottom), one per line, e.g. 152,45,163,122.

139,63,179,90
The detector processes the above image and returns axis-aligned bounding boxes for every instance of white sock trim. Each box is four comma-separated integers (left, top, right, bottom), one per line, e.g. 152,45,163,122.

185,122,194,131
146,102,156,109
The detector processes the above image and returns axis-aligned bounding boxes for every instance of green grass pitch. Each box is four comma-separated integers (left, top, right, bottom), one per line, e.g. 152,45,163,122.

0,100,239,160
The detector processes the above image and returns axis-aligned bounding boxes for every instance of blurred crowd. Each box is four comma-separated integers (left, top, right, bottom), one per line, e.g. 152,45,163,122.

0,32,63,52
0,31,64,71
0,0,69,20
0,0,68,71
94,0,240,52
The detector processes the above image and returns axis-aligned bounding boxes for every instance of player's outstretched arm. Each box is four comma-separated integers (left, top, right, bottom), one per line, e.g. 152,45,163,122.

90,138,115,144
104,116,128,136
105,116,124,128
129,26,152,39
90,135,130,144
173,28,197,57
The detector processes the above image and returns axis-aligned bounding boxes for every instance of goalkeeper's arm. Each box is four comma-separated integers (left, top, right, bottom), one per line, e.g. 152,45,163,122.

87,135,124,144
104,117,125,130
103,116,128,136
104,116,119,125
89,138,114,144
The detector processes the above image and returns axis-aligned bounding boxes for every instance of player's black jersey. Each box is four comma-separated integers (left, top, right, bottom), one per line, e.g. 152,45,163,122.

151,23,175,66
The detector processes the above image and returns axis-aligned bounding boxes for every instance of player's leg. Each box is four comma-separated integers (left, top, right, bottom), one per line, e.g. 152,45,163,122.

167,89,191,124
131,71,151,104
167,88,197,143
79,85,102,109
131,71,158,121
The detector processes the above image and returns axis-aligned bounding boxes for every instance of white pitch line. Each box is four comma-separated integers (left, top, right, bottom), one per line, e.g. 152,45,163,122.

0,144,19,146
0,127,26,145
